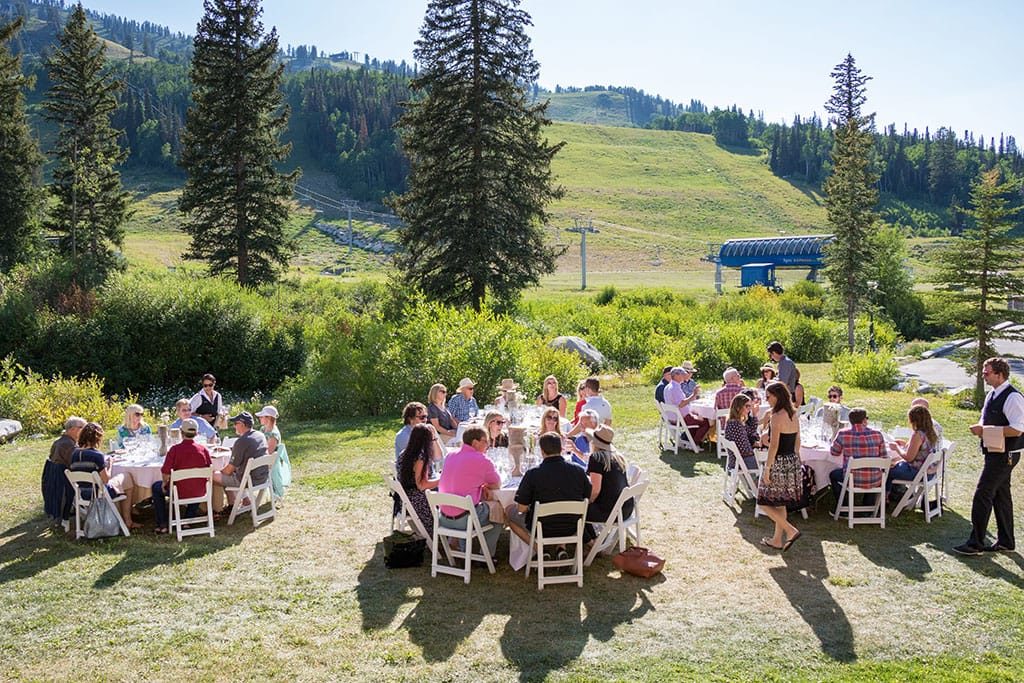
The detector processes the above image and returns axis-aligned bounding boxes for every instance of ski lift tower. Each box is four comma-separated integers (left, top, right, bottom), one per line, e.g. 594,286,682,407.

702,242,724,294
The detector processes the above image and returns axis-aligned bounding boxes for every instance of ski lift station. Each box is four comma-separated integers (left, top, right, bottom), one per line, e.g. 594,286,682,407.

706,234,833,293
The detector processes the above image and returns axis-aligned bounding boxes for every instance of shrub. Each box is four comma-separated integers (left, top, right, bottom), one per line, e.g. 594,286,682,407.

593,285,618,305
519,340,590,402
779,280,826,318
831,350,900,390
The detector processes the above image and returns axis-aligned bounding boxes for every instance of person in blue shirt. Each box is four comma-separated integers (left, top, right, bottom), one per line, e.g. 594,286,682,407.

654,366,672,404
171,399,218,440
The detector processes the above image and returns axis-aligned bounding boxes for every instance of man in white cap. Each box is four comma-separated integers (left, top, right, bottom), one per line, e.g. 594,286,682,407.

151,418,213,534
664,364,710,445
447,377,479,422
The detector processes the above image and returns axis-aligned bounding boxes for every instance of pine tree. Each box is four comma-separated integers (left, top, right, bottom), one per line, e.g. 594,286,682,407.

0,17,45,273
393,0,564,311
43,3,130,288
822,53,879,351
932,169,1024,404
179,0,298,287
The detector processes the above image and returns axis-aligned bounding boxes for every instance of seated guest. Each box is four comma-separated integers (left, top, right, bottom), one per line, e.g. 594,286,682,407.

397,423,441,539
723,393,760,471
49,416,86,468
654,366,673,404
714,367,746,420
887,405,939,488
171,399,217,440
151,419,213,534
829,408,887,503
583,426,632,544
437,426,502,558
664,365,710,445
483,410,509,448
428,383,458,442
213,412,268,509
506,432,591,558
757,364,776,390
910,397,944,443
816,385,850,421
116,404,152,448
793,369,806,408
447,378,479,422
256,406,292,500
566,409,599,462
540,406,564,435
189,373,222,425
396,402,430,468
572,380,587,422
537,375,568,417
43,416,86,523
580,377,613,425
69,422,139,528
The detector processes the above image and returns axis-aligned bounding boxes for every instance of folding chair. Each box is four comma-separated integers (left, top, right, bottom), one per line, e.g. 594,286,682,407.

585,481,648,566
833,457,891,528
226,453,278,527
890,426,914,442
655,400,666,447
64,471,131,539
798,397,820,420
525,500,588,589
720,438,760,507
626,463,644,486
714,409,730,460
426,491,495,584
890,449,943,522
939,439,954,504
658,403,701,454
386,476,453,564
168,467,215,541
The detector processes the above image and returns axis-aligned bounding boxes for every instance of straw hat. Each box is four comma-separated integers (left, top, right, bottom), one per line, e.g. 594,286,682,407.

585,424,615,448
497,378,519,390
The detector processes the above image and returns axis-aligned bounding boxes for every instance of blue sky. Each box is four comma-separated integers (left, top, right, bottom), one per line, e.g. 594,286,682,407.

81,0,1023,141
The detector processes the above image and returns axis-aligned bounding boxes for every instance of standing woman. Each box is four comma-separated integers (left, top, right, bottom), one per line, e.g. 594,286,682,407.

427,383,458,442
189,373,222,425
116,404,152,448
397,424,441,538
536,375,568,417
256,406,292,500
756,382,802,551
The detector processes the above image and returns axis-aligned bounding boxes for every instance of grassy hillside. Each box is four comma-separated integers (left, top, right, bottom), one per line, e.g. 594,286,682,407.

541,90,633,127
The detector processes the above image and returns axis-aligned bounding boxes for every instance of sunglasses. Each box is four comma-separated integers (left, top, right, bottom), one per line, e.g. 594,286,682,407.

203,383,214,388
828,394,840,399
415,414,427,420
495,420,507,425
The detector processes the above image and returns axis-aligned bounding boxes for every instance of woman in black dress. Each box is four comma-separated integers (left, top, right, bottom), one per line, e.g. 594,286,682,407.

397,424,440,538
756,382,802,551
536,375,567,417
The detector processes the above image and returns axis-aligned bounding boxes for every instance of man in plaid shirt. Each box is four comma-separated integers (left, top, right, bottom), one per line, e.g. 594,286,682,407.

829,408,888,503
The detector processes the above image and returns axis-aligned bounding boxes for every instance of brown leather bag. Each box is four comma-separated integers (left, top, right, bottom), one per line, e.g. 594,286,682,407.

612,546,665,578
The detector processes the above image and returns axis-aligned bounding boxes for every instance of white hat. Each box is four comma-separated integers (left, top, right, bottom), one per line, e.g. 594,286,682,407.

458,377,476,390
255,406,279,419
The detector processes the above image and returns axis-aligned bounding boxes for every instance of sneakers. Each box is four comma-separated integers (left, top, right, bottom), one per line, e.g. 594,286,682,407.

953,542,985,556
556,548,570,562
983,543,1016,553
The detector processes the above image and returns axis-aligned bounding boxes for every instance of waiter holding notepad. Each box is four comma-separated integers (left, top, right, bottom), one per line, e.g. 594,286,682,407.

955,357,1024,556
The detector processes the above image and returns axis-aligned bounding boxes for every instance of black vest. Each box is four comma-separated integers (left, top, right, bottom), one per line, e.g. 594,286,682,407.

195,392,218,417
982,384,1024,454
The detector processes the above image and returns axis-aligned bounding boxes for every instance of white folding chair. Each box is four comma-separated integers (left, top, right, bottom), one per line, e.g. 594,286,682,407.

226,453,277,527
426,491,495,584
720,438,760,506
585,481,648,566
658,403,701,454
64,471,131,539
169,467,215,541
890,449,943,522
626,463,644,486
655,400,666,447
525,500,587,589
386,476,453,564
833,457,891,528
798,397,820,420
890,426,914,442
714,409,730,460
939,439,954,504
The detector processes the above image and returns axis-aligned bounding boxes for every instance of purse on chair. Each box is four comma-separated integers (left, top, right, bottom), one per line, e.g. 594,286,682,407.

84,495,121,539
612,546,665,578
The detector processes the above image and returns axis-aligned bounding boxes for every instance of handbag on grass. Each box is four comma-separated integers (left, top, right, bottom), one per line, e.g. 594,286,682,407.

383,531,427,568
612,546,665,578
84,495,121,539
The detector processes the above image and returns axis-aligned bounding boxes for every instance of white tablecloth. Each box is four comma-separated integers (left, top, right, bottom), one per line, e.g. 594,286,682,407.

111,448,230,500
494,481,532,571
799,439,843,492
690,397,770,423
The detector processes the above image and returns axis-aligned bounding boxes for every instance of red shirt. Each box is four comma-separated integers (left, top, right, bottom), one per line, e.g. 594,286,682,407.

162,440,213,499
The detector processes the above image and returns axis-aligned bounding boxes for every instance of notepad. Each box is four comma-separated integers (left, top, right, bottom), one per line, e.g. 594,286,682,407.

982,425,1005,452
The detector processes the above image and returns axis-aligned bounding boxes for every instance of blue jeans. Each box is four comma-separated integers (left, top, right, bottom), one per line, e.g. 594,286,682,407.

438,501,501,558
887,461,919,492
151,481,198,529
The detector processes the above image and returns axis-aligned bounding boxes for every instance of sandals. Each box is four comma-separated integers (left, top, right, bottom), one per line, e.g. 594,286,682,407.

761,537,784,550
783,531,802,552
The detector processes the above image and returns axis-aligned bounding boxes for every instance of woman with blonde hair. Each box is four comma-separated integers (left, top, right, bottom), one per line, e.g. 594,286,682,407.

483,410,509,448
427,383,458,441
536,375,567,417
116,404,152,448
583,425,632,543
756,382,802,551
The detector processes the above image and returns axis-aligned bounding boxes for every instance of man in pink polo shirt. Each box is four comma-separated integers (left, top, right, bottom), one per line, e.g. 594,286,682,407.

437,426,502,557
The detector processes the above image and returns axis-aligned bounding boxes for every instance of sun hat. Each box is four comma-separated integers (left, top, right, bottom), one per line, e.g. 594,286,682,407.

760,364,776,376
680,361,697,373
255,405,279,419
585,424,615,447
498,378,519,390
458,377,476,390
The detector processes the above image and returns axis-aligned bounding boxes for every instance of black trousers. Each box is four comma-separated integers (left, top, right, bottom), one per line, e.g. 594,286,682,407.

970,451,1020,547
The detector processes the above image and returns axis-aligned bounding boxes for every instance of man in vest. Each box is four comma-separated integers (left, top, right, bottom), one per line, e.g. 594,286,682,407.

954,357,1024,555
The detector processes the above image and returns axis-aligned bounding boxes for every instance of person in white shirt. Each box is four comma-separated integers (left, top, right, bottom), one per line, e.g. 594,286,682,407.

954,357,1024,555
580,377,612,425
663,366,710,445
189,373,222,425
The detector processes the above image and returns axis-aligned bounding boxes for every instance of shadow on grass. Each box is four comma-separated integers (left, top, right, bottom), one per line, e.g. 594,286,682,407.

658,446,721,478
0,512,246,589
356,541,661,681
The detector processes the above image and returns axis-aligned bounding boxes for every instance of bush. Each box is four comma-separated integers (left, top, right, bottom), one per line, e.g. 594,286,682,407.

831,350,900,390
593,285,618,305
519,340,590,402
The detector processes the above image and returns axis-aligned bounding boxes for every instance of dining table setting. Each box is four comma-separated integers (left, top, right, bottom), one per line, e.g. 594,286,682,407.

110,435,232,504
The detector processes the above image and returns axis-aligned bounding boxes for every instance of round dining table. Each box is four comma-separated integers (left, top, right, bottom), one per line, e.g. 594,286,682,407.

111,445,231,504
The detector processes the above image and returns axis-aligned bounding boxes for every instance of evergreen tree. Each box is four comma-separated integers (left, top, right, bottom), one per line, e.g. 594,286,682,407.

933,169,1024,404
43,3,129,288
822,54,879,350
393,0,564,311
179,0,298,287
0,17,45,273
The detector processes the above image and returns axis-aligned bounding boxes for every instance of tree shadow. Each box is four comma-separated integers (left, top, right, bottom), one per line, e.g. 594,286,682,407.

731,509,856,662
658,448,720,479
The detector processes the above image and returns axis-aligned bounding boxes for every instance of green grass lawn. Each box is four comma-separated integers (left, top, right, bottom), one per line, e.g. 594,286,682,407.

3,369,1024,681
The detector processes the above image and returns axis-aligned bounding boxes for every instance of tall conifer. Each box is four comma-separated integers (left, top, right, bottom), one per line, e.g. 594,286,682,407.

394,0,564,311
44,3,129,287
0,17,44,273
179,0,297,286
822,53,878,351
